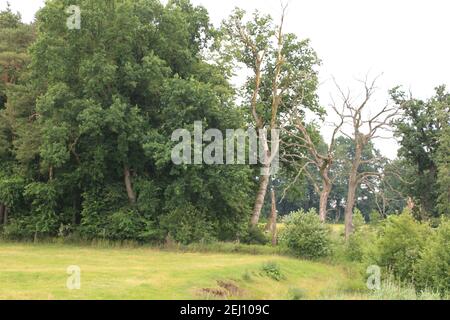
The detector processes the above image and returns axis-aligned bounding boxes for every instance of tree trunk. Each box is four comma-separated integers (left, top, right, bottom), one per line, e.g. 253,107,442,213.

344,178,357,240
251,130,271,226
0,204,4,225
319,182,332,223
49,166,54,180
335,208,341,223
72,192,82,225
3,206,8,225
251,169,270,226
270,188,277,246
406,197,415,211
344,143,362,240
124,165,136,205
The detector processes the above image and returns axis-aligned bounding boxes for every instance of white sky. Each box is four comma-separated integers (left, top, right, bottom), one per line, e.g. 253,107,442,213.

2,0,449,159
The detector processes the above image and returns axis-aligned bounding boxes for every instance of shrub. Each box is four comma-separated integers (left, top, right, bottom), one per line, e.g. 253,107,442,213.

278,209,332,259
2,217,35,239
78,185,127,239
368,210,382,225
353,208,366,229
240,225,269,245
345,227,376,262
23,182,59,237
134,179,160,218
261,261,284,281
159,204,217,244
415,218,450,296
106,208,161,242
367,209,429,282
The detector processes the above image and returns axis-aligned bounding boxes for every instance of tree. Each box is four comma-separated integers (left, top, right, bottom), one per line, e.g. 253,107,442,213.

221,6,320,226
282,102,344,222
435,96,450,216
325,136,388,222
0,5,35,227
1,0,255,241
334,76,399,239
393,85,449,217
0,5,34,89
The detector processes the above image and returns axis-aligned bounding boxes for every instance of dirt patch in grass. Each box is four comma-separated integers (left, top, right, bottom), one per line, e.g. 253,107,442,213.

201,280,243,298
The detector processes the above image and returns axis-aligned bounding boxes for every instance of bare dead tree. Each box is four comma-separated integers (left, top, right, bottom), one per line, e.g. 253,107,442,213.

281,103,345,222
363,162,414,217
333,75,400,240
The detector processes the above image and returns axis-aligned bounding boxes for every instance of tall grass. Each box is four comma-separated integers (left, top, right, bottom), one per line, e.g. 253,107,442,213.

368,278,444,300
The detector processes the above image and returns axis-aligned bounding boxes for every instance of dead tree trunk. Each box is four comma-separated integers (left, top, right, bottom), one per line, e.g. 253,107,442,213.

344,137,363,240
332,76,398,240
281,103,344,224
344,178,357,240
124,165,136,205
319,180,332,223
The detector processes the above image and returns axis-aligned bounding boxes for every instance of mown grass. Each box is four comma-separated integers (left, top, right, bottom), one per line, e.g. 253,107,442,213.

0,241,362,300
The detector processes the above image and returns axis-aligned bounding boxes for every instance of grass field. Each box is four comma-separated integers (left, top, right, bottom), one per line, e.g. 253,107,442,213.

0,242,362,300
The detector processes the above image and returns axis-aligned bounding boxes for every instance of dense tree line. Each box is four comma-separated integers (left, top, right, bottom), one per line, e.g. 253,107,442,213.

0,0,256,243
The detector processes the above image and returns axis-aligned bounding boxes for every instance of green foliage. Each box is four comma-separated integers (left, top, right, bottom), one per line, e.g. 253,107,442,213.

367,209,429,282
279,209,332,259
369,277,442,300
434,89,450,216
368,210,382,225
160,204,217,245
0,0,255,245
393,86,449,217
2,218,34,239
352,208,366,229
415,219,450,295
261,261,284,281
23,182,59,236
345,227,376,262
0,175,25,208
241,225,269,245
106,208,161,242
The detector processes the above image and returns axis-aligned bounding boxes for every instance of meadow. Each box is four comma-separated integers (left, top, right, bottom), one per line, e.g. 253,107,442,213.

0,241,362,300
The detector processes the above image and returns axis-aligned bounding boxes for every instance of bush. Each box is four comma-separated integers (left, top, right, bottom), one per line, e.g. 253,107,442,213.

415,218,450,296
353,208,366,229
278,209,332,259
240,225,269,245
367,209,429,282
106,208,161,242
160,204,217,244
345,227,376,262
2,218,35,240
23,182,59,237
368,210,382,225
261,261,284,281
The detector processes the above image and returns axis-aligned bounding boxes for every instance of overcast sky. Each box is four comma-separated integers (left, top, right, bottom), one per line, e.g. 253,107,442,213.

1,0,449,159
